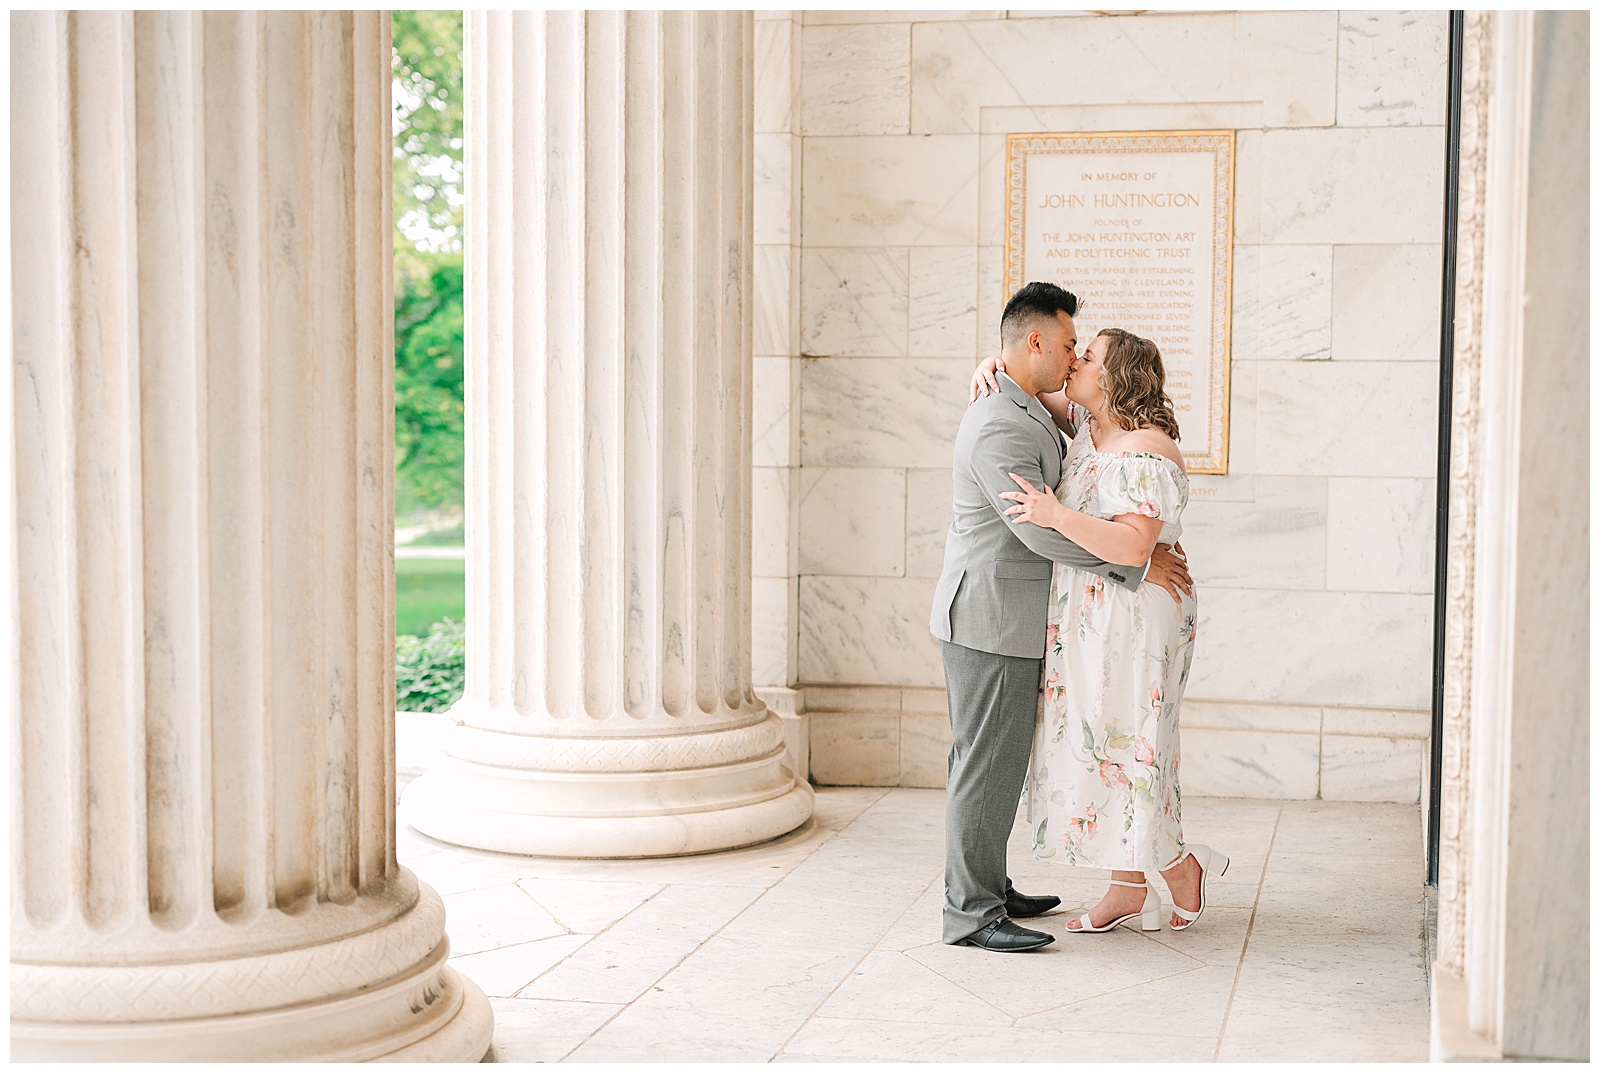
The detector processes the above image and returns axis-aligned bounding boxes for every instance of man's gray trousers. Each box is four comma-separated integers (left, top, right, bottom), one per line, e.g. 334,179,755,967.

939,639,1042,944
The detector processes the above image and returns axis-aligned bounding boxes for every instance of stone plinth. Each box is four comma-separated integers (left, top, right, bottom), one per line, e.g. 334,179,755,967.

8,11,490,1060
402,10,813,857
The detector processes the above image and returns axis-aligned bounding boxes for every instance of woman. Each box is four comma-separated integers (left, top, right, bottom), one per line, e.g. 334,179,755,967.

971,327,1226,934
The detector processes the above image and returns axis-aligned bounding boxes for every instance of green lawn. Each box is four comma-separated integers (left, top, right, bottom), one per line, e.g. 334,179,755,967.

406,523,465,546
396,557,465,637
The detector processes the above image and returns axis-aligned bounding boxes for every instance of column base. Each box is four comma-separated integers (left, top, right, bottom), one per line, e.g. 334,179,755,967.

372,969,494,1063
1430,963,1503,1061
405,770,815,858
401,713,816,857
10,882,494,1063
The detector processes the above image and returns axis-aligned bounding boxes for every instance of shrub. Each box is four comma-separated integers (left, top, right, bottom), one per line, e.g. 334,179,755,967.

396,617,465,713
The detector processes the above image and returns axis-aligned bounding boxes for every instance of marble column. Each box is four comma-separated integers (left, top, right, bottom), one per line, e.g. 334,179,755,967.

9,12,491,1061
1432,9,1590,1063
402,10,814,857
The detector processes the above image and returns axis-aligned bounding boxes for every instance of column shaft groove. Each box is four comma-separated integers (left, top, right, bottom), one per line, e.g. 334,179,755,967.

406,10,811,858
10,10,491,1060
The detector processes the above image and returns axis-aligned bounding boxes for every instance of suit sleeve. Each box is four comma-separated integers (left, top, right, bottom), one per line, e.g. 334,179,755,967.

969,418,1147,592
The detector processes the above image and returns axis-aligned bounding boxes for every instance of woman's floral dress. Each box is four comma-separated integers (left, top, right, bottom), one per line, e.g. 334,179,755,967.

1026,420,1196,872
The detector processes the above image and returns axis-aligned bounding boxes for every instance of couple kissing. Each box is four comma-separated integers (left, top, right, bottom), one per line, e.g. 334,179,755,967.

930,281,1229,953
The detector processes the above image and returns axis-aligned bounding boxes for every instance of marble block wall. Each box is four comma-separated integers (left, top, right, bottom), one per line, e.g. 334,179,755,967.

752,10,1448,804
752,11,804,689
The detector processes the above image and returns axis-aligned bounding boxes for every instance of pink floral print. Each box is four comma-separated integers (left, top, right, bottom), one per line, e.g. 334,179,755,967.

1098,758,1131,791
1026,431,1196,871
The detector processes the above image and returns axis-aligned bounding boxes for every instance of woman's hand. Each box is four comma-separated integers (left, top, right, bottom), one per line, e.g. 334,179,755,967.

969,356,1007,403
1000,473,1064,530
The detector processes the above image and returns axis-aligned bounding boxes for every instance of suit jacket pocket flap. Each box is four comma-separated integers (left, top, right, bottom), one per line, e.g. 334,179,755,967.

993,558,1052,581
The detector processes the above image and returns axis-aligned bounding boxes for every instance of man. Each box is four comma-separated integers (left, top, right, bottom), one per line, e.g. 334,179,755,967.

929,282,1192,952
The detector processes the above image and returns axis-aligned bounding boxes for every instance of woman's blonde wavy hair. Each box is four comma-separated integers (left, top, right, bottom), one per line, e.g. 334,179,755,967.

1094,328,1181,441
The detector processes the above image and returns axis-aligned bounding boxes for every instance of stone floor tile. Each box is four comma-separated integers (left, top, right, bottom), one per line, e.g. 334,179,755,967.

482,997,623,1063
1236,946,1429,995
1218,1029,1430,1064
395,821,447,863
1266,847,1426,888
713,789,948,954
517,883,765,1005
1221,988,1430,1062
1272,800,1423,856
408,788,1432,1063
1015,962,1238,1039
816,950,1013,1026
1251,878,1427,939
1249,898,1428,948
1184,809,1281,839
1255,870,1425,911
723,887,922,956
1179,796,1286,826
1190,820,1280,873
783,1017,1217,1062
562,791,951,1060
1223,951,1430,1061
467,820,836,889
1142,906,1254,966
810,786,895,830
441,882,568,956
1189,876,1262,910
871,879,945,953
450,933,591,998
514,877,664,934
769,838,940,906
1236,931,1429,983
836,787,948,847
406,837,551,897
567,934,865,1062
909,926,1203,1019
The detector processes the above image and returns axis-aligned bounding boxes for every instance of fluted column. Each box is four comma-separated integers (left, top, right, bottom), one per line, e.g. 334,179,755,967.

403,10,814,857
9,12,491,1061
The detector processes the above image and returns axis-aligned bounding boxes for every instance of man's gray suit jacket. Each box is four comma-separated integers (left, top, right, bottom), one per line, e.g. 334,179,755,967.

928,373,1145,659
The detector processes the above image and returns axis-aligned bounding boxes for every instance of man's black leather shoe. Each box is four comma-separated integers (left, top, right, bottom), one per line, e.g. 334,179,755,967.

1004,889,1062,919
958,917,1055,952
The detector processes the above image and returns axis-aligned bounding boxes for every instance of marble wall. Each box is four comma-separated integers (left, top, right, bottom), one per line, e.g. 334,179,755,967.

753,12,804,689
752,10,1448,804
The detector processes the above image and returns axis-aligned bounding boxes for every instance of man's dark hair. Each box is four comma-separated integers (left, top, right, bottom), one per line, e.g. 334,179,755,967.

1000,281,1079,347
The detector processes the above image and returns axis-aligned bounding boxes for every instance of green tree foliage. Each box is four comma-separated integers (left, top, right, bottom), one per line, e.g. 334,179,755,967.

394,253,464,514
392,10,463,252
391,11,465,517
393,255,464,514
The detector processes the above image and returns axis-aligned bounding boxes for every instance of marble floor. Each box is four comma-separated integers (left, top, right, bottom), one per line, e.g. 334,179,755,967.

396,739,1431,1063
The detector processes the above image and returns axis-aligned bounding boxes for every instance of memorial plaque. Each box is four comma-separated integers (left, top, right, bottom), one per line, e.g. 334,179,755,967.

1005,131,1235,474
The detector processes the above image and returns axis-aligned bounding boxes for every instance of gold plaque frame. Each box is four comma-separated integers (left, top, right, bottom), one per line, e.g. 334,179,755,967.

1005,131,1235,474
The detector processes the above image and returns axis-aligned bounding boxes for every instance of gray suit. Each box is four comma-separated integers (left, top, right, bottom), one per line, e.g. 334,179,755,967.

929,372,1145,943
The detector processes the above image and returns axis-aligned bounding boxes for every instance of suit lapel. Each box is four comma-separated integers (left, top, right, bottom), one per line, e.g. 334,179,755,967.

997,373,1066,483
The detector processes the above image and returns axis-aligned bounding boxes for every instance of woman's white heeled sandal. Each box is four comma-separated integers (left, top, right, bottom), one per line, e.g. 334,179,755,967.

1066,878,1163,934
1168,843,1230,931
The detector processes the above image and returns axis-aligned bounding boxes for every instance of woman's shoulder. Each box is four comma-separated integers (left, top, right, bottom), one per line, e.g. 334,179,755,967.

1105,426,1185,471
